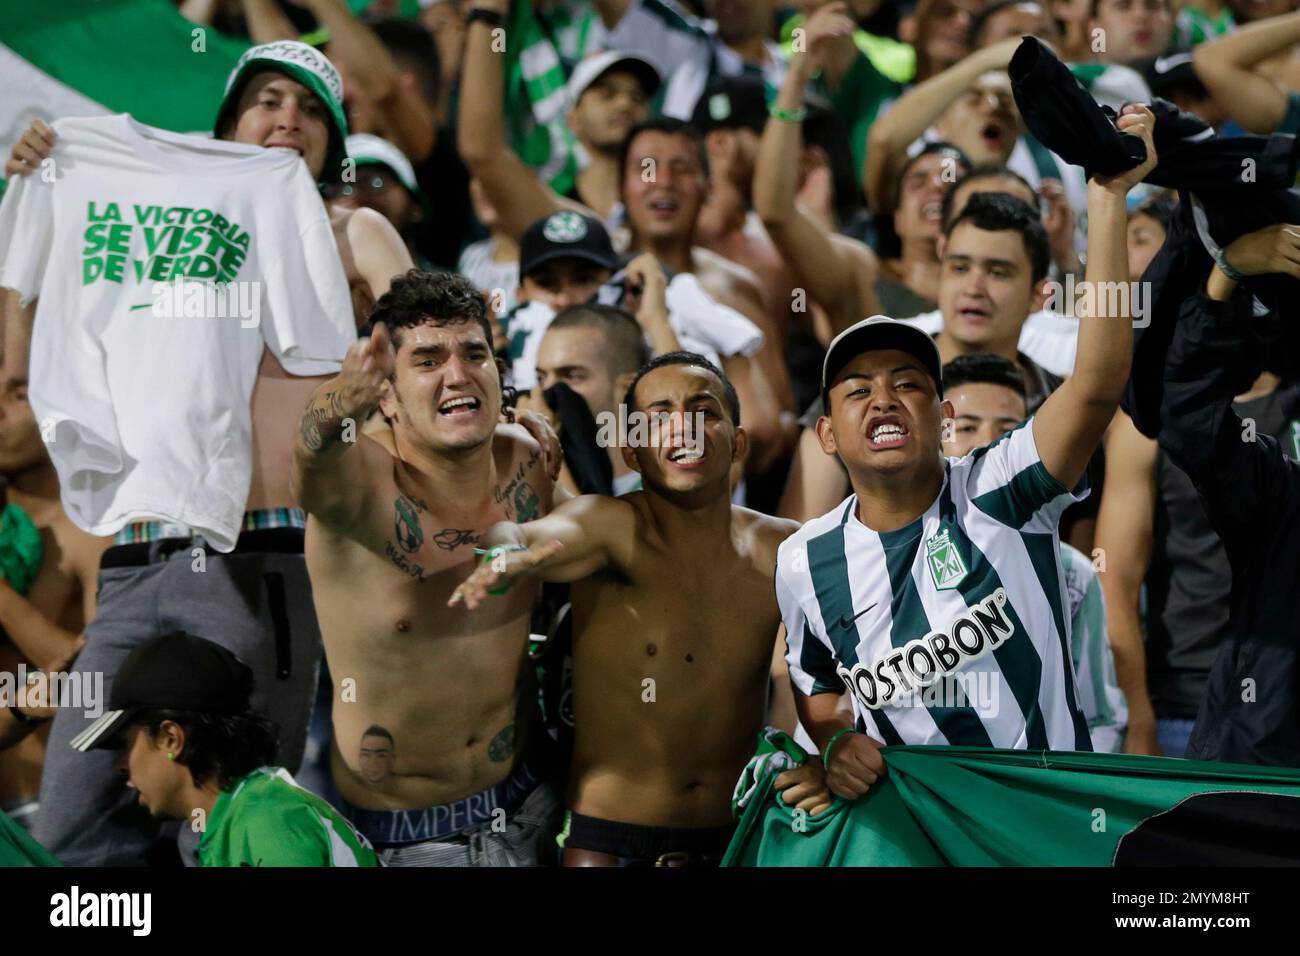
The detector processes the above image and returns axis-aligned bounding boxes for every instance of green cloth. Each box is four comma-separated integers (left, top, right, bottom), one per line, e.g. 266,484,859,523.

0,0,249,135
0,502,43,596
778,16,915,85
503,0,600,196
1175,6,1236,48
724,732,1300,866
197,767,379,867
0,808,61,866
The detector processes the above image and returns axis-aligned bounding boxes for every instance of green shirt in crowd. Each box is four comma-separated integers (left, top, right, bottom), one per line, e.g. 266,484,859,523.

197,767,378,867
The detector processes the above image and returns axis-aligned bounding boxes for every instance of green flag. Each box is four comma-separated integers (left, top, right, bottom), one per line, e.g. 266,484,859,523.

725,732,1300,866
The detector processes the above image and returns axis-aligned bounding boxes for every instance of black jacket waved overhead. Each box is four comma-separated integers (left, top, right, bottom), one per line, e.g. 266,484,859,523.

1008,37,1300,436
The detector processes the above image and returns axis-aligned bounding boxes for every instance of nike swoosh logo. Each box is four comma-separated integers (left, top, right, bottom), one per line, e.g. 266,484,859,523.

837,603,877,631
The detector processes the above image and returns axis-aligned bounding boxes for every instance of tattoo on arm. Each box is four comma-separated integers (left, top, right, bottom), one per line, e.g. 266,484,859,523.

299,389,353,455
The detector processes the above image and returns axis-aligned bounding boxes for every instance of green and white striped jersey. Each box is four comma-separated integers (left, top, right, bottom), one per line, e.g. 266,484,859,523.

777,419,1093,750
197,767,378,867
1060,542,1127,752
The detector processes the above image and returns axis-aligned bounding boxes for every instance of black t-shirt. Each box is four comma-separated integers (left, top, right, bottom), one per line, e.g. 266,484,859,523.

1146,384,1300,718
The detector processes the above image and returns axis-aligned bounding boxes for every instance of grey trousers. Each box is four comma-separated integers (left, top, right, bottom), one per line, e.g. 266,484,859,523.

33,537,322,866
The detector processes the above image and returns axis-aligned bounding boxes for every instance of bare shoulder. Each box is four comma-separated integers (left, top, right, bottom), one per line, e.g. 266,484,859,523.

691,247,763,308
493,422,554,517
733,506,800,569
49,513,110,576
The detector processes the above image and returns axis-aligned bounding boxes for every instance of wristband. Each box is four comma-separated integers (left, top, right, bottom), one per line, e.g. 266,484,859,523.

466,7,506,28
822,727,857,770
769,104,807,123
477,544,527,595
1214,248,1244,282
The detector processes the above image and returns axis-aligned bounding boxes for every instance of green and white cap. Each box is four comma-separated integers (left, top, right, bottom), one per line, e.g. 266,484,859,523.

346,133,418,194
214,40,350,182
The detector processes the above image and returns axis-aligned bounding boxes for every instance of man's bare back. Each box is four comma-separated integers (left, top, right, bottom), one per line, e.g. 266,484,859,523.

564,494,797,827
307,423,551,810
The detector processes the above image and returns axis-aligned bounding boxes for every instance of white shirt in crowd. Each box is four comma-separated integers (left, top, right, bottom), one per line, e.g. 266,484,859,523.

0,114,354,551
507,271,764,390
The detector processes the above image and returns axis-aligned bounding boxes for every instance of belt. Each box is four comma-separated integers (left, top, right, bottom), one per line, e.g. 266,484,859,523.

112,508,306,546
102,513,307,569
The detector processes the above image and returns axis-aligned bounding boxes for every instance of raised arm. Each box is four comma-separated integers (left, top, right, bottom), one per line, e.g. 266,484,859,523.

1033,105,1157,491
864,36,1019,212
755,4,871,328
347,207,414,302
291,323,395,531
1095,410,1161,755
239,0,299,43
448,494,632,608
456,0,566,241
305,0,438,163
1193,9,1300,134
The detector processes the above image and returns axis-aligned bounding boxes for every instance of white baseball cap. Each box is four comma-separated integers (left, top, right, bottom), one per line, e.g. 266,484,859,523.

565,51,662,111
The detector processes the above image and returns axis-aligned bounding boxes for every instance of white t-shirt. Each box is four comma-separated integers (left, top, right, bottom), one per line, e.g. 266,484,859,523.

506,272,763,389
900,308,1078,379
0,115,354,551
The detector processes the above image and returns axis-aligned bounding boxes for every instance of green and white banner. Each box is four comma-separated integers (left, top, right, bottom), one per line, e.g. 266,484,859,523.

0,0,250,161
726,732,1300,866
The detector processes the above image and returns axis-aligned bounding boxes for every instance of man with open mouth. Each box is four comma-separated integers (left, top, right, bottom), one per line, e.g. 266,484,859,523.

776,105,1157,802
450,351,830,866
293,270,563,866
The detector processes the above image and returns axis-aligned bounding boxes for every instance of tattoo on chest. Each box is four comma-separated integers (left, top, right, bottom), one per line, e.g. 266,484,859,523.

432,528,479,550
487,724,515,763
493,449,543,522
393,495,425,553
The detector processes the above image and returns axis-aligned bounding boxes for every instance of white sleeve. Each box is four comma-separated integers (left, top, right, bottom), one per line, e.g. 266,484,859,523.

601,0,712,78
963,417,1088,532
0,174,54,304
256,163,354,375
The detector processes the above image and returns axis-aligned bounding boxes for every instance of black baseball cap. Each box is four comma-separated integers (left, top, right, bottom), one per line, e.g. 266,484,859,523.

821,315,945,406
519,211,621,278
1138,53,1206,100
691,75,769,134
70,632,254,752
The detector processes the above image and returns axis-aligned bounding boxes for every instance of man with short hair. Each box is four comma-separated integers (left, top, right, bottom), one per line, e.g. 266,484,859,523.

460,13,789,472
534,303,654,496
940,352,1127,752
451,351,829,866
1089,0,1175,68
325,133,428,265
294,270,561,866
778,107,1153,793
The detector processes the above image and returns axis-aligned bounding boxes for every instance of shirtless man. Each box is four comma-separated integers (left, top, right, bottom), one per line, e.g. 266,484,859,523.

294,270,561,867
457,6,792,471
1,42,409,866
451,352,830,867
0,373,107,831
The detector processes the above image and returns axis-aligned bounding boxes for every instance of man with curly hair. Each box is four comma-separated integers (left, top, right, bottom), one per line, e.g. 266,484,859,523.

293,270,561,866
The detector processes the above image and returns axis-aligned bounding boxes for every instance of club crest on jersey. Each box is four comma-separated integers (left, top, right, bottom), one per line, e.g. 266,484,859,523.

835,588,1013,710
925,529,967,590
